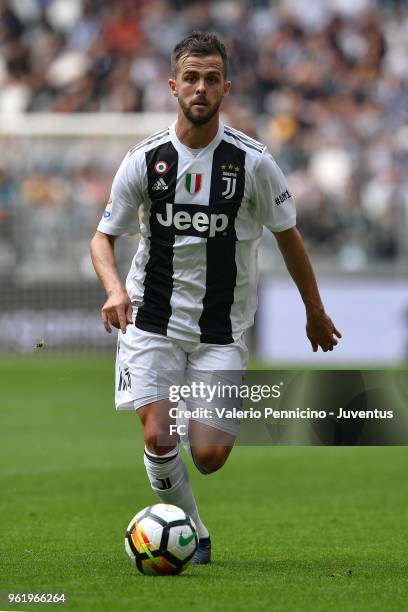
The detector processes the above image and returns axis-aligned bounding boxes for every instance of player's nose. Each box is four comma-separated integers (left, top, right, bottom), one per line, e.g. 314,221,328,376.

195,79,206,94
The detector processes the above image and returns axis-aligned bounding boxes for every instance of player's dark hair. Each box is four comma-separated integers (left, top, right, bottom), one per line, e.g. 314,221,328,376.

171,31,228,79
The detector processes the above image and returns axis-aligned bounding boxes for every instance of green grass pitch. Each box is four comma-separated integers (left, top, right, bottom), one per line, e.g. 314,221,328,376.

1,356,407,611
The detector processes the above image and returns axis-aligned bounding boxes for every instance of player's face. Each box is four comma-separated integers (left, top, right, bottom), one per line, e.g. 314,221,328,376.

169,54,231,126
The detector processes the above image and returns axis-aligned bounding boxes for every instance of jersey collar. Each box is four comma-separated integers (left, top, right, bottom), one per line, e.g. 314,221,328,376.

169,120,224,158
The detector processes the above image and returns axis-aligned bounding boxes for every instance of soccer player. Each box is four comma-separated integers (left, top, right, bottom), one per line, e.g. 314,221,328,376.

90,31,341,564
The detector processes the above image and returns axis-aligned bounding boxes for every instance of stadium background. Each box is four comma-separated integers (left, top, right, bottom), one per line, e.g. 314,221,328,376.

1,2,408,611
0,0,407,363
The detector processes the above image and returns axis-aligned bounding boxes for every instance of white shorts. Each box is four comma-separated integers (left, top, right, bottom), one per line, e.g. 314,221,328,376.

115,324,248,436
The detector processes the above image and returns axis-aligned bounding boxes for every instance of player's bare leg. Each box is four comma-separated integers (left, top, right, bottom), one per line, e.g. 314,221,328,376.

181,419,236,563
189,420,235,474
138,400,176,455
138,399,210,563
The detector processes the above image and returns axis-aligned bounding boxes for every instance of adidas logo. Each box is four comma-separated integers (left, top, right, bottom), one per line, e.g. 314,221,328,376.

152,177,168,191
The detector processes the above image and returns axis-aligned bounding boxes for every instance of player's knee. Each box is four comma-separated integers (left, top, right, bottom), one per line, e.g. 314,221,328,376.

192,447,228,475
144,423,175,456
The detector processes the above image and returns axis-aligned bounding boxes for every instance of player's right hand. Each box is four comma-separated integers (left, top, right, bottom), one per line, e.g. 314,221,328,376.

101,288,133,334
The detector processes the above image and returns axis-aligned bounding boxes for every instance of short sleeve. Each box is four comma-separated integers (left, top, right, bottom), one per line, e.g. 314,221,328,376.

97,151,143,236
252,149,296,232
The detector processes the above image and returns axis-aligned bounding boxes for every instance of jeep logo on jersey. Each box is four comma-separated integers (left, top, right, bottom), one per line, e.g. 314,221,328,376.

156,203,229,238
184,173,202,194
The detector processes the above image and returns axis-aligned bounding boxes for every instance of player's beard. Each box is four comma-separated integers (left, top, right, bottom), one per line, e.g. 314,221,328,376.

178,97,222,126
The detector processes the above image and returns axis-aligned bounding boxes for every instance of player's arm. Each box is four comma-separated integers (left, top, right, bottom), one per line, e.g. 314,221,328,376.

273,226,341,352
90,151,142,334
253,148,341,352
90,230,132,334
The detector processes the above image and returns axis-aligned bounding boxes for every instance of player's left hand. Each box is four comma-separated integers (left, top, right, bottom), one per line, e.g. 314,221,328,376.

306,310,342,352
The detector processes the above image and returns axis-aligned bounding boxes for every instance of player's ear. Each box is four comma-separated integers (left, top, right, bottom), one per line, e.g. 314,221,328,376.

169,78,178,97
223,80,231,97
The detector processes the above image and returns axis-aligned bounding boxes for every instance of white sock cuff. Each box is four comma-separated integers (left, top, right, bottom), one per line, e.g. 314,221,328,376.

144,443,178,463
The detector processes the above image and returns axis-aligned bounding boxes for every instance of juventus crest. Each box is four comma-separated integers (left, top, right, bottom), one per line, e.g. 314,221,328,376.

220,163,240,199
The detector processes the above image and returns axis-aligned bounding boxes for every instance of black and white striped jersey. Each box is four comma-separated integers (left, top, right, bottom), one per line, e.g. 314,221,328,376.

97,121,296,344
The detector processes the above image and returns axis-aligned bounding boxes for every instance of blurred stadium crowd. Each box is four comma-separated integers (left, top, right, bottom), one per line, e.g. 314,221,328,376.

0,0,407,278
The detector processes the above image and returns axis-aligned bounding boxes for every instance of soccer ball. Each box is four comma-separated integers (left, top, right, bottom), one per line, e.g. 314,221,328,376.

125,503,198,575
